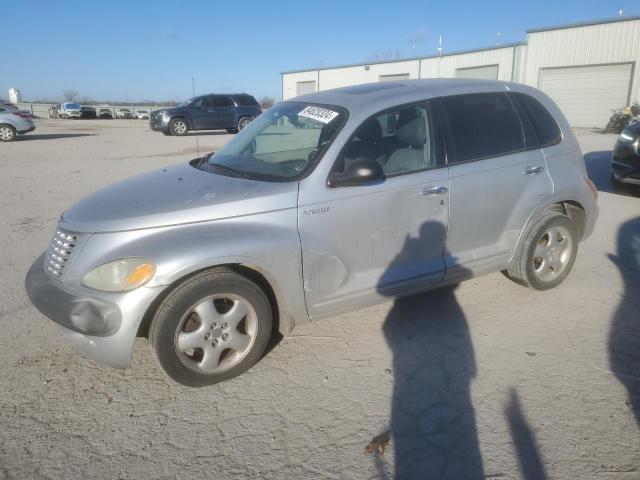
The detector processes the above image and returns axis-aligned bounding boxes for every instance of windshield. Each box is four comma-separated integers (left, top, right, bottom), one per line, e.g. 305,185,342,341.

206,102,347,181
178,97,196,107
66,103,81,109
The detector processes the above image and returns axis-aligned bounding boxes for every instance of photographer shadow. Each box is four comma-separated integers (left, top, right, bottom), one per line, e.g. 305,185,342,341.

375,221,483,479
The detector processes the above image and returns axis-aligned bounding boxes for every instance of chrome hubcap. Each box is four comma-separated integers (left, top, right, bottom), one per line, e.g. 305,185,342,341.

174,294,257,374
239,119,250,130
0,127,14,140
173,121,187,134
532,225,572,282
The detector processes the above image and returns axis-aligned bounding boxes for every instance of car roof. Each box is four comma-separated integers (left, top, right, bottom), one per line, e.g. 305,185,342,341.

288,79,541,117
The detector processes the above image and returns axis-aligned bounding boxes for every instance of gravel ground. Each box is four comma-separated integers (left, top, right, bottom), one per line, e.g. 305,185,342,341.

0,119,639,479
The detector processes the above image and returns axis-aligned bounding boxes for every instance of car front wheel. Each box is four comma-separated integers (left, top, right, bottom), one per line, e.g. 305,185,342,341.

503,211,578,290
149,268,273,386
169,118,189,136
0,124,16,142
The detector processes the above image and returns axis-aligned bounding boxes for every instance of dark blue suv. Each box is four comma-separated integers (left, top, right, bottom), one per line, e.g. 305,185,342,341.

150,93,262,136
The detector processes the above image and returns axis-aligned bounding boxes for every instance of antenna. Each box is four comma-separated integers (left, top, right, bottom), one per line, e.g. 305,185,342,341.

496,32,501,46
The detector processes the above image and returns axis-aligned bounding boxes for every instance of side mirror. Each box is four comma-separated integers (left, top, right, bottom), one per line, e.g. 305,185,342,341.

328,157,385,187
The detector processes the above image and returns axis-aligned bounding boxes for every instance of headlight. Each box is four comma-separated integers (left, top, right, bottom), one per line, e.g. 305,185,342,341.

619,131,634,143
82,258,156,292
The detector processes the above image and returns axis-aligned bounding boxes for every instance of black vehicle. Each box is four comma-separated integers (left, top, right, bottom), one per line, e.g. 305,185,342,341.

150,93,262,136
97,108,113,119
612,122,640,190
80,106,97,119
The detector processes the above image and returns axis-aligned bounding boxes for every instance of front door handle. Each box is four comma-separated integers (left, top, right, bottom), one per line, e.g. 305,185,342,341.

523,166,544,175
420,186,448,196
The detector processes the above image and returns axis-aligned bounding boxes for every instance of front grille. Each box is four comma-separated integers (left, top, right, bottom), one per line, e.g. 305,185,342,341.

44,229,78,278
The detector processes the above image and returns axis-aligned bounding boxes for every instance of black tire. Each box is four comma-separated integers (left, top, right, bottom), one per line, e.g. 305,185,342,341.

0,124,16,142
226,128,239,134
237,117,251,131
162,131,172,136
169,118,189,136
503,211,578,290
149,268,273,387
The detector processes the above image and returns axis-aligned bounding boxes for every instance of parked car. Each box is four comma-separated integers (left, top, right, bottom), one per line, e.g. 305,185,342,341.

59,102,82,119
97,108,113,119
0,107,35,141
26,79,598,386
611,122,640,189
80,106,97,119
136,110,149,120
149,93,261,136
117,108,134,119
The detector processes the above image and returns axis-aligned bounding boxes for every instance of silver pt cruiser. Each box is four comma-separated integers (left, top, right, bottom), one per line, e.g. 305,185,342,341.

26,79,598,386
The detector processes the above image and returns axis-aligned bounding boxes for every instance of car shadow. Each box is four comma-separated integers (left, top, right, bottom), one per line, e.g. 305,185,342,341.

584,150,640,196
18,133,96,141
372,221,484,479
608,216,640,428
583,150,614,192
186,131,230,136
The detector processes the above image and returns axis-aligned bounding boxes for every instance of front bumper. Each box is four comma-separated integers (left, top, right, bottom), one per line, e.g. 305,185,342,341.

612,142,640,185
25,253,164,368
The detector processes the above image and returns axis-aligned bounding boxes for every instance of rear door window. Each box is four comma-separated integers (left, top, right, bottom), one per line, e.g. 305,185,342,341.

510,93,562,148
213,95,234,108
443,93,525,164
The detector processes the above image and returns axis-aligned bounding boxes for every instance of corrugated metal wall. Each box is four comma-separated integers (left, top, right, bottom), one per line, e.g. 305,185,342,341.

523,20,640,104
282,17,640,121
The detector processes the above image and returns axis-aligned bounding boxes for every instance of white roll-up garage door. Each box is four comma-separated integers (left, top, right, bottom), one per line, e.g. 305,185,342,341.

538,63,632,128
297,81,317,96
455,65,499,80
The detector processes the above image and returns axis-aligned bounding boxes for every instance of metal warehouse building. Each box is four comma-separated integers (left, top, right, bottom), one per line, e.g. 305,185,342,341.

281,16,640,128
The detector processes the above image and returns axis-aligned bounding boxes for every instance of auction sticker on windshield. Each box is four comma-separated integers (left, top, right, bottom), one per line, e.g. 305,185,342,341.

298,106,339,124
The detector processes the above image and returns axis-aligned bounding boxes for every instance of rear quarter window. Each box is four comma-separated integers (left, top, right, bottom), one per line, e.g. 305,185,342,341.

234,94,259,106
510,92,562,148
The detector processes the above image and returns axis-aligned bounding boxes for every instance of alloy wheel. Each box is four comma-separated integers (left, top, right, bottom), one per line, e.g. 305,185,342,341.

174,294,258,374
532,225,573,282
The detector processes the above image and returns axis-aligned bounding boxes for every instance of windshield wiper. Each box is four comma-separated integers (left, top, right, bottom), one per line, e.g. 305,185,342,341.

207,162,251,179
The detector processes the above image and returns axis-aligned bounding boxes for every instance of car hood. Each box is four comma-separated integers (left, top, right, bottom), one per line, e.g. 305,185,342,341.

60,161,299,233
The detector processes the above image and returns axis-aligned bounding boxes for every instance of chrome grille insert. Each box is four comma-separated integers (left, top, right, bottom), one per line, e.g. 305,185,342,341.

44,229,78,278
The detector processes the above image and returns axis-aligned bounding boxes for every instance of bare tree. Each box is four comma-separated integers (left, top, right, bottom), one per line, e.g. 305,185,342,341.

63,89,79,102
259,96,275,109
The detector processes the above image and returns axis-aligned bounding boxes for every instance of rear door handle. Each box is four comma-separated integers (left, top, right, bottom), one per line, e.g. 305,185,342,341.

419,186,448,196
523,166,544,175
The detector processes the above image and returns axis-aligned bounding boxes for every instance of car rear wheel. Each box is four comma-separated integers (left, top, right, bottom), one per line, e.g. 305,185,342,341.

503,211,578,290
0,124,16,142
238,117,251,131
149,268,273,387
169,118,189,136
